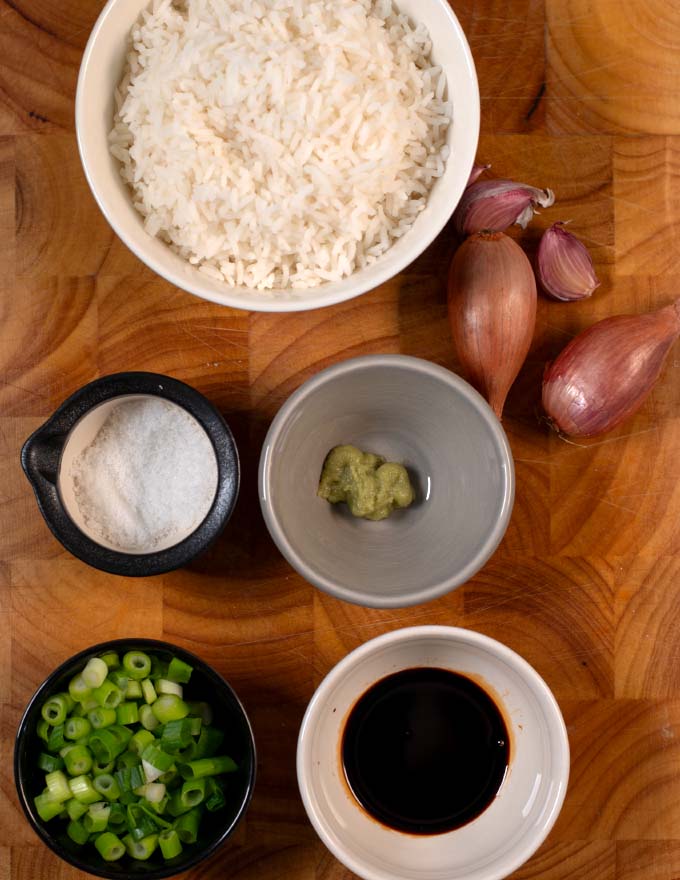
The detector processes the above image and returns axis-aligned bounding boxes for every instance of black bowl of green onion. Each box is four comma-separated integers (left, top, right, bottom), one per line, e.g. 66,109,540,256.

14,639,256,879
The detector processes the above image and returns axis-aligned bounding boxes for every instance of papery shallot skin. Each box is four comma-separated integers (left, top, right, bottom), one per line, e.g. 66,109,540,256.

453,179,555,235
448,232,537,420
542,301,680,438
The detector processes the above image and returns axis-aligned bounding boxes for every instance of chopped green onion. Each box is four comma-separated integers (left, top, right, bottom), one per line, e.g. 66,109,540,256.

161,719,193,753
89,728,127,765
205,777,226,812
141,743,175,773
93,773,121,801
159,828,183,859
123,651,152,681
126,680,143,700
108,724,134,748
116,750,141,770
107,802,126,830
38,752,64,773
63,745,93,776
69,775,100,804
167,657,193,684
180,777,206,809
47,723,66,753
68,674,92,704
123,833,158,860
83,802,110,833
94,831,125,862
174,807,201,844
167,791,194,818
99,652,120,670
92,758,115,775
151,695,189,725
66,818,89,845
108,670,129,692
45,770,72,802
41,695,69,726
31,647,236,863
126,803,157,841
116,702,139,726
37,719,50,743
141,796,171,820
92,680,123,709
82,658,108,689
129,729,155,756
34,792,64,822
141,679,157,705
64,717,92,740
137,782,166,804
157,679,183,698
193,726,224,760
139,705,160,731
158,767,179,787
87,706,117,730
179,756,237,779
66,798,89,821
186,701,213,725
114,764,145,793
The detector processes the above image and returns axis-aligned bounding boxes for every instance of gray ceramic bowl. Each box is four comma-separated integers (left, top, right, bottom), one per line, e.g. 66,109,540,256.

258,355,514,608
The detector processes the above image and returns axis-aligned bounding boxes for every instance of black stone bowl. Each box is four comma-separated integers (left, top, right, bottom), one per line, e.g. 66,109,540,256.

14,639,257,879
21,372,239,577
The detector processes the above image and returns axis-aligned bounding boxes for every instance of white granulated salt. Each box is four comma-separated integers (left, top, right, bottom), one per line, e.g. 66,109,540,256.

71,398,218,553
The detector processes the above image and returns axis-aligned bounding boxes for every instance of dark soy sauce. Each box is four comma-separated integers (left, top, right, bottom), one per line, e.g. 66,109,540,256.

342,667,509,834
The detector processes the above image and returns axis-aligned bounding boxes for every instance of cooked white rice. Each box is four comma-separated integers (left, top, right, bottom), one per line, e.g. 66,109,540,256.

109,0,451,290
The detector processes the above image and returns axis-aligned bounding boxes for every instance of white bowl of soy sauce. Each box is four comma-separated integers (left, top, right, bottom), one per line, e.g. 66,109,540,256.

297,626,569,880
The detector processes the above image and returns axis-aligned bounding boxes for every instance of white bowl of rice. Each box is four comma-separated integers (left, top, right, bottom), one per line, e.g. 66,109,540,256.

76,0,479,312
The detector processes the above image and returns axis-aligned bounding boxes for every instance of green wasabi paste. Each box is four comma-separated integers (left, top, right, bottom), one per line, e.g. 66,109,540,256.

317,444,415,521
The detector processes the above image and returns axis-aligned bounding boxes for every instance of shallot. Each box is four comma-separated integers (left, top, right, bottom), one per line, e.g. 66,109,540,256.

448,231,537,419
542,299,680,437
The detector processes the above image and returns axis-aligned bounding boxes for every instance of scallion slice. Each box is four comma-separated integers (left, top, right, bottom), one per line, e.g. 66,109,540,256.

83,802,111,834
64,717,92,741
63,745,93,776
82,658,108,690
158,828,183,859
94,831,125,862
41,695,69,727
45,770,72,803
123,651,152,681
157,679,183,698
179,756,237,779
34,792,64,822
123,832,158,860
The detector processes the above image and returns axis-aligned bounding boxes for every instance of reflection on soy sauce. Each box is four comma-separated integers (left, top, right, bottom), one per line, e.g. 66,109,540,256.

342,667,509,835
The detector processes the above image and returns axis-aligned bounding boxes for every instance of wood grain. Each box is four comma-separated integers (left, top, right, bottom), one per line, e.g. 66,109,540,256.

2,1,680,879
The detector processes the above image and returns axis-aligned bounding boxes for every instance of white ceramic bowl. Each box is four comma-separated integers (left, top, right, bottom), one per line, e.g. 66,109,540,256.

75,0,479,312
297,626,570,880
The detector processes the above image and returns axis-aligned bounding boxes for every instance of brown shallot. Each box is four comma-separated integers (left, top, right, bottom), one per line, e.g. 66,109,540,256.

542,299,680,438
448,231,537,419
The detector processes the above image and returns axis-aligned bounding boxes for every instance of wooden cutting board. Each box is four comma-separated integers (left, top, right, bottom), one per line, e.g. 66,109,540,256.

1,1,679,877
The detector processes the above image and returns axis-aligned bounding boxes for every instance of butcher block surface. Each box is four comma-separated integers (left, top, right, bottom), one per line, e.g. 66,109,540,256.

2,1,680,878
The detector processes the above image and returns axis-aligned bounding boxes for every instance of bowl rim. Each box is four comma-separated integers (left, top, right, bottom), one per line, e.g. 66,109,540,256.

20,372,240,577
296,625,570,880
14,637,257,880
258,354,515,608
75,0,480,313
